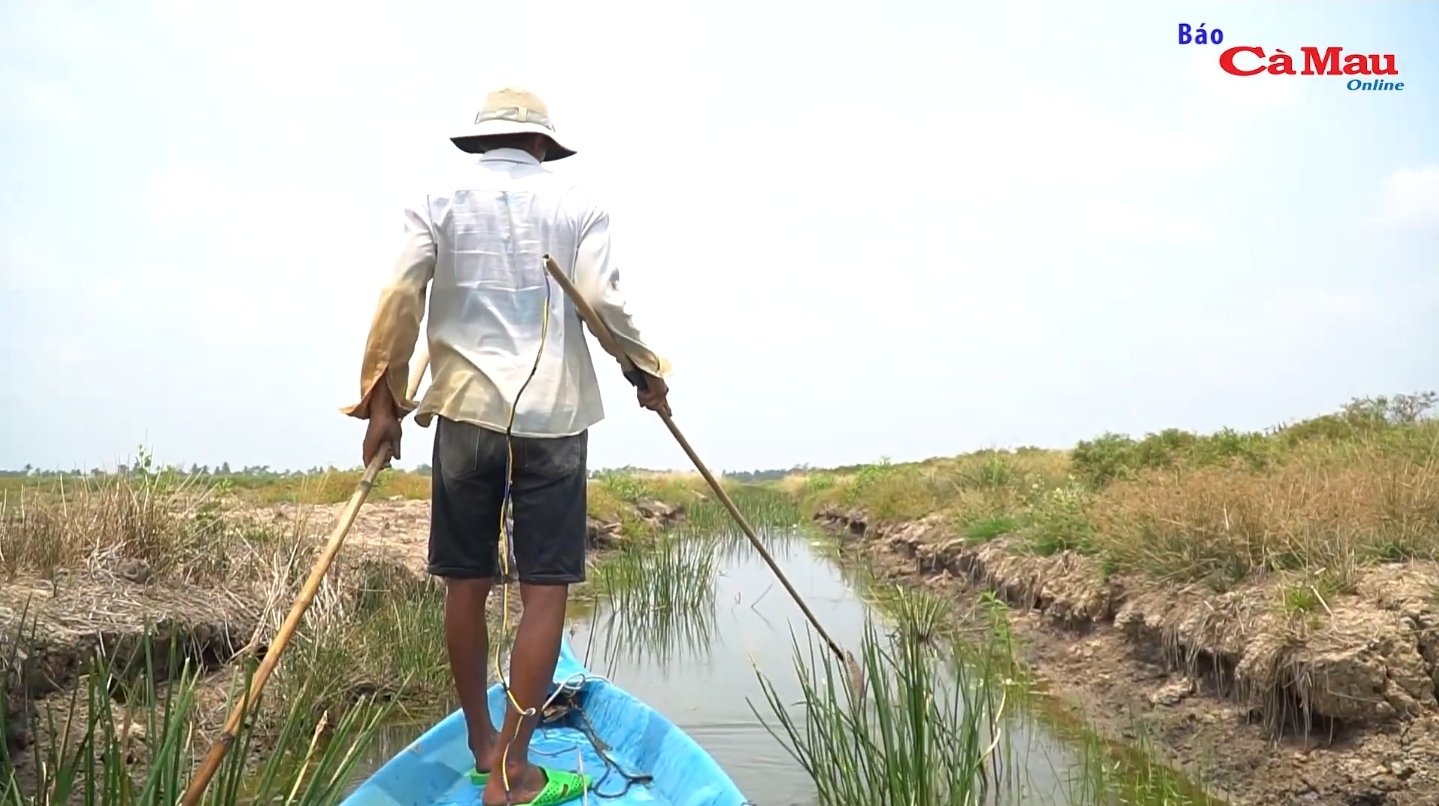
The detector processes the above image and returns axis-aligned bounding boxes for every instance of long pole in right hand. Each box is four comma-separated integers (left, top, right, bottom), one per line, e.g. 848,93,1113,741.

540,255,864,693
180,347,431,806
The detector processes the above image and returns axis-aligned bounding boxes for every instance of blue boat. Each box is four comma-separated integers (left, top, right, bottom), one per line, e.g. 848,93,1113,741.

341,637,750,805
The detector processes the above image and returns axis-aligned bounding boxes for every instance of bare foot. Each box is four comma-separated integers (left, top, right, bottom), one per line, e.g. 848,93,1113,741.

481,764,545,806
471,732,496,777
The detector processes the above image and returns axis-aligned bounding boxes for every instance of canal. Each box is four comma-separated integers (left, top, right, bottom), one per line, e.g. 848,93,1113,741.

346,524,1108,804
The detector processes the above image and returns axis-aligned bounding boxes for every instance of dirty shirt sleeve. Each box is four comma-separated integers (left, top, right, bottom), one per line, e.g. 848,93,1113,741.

571,204,672,379
339,202,436,420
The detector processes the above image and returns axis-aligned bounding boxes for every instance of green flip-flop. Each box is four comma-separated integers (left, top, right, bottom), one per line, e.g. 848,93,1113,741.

467,769,490,786
481,768,590,806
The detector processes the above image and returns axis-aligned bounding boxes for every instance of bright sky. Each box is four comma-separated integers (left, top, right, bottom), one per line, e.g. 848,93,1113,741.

2,0,1436,475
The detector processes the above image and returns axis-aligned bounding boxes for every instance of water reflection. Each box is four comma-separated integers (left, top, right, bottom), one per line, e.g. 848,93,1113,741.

579,593,718,671
564,530,859,804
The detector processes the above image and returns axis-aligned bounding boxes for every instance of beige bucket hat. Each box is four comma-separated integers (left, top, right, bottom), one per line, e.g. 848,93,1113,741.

450,87,576,161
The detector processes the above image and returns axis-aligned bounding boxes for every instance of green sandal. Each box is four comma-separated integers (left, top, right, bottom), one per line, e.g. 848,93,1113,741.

486,768,591,806
467,769,491,786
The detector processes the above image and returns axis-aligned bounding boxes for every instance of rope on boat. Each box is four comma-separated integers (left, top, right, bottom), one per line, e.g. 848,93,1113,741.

535,683,654,799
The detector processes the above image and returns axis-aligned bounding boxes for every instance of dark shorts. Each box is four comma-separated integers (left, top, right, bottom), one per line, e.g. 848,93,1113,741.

428,416,589,585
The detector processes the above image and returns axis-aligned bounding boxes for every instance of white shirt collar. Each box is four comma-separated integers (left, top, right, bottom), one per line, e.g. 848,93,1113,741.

478,147,541,165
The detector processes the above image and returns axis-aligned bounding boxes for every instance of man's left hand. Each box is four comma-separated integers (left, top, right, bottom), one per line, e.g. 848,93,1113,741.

636,374,671,417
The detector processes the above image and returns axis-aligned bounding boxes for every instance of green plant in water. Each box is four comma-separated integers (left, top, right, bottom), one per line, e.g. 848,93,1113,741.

1066,720,1217,805
862,587,954,648
682,485,798,535
587,594,718,670
595,532,718,621
750,618,1014,806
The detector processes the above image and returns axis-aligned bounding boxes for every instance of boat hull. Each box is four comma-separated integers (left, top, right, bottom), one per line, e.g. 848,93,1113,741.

340,639,749,806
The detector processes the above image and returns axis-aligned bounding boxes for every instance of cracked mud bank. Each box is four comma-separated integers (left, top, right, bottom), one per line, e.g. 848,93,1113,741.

817,507,1439,806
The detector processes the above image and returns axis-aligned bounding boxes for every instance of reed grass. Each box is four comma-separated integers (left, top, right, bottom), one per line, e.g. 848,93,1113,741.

584,598,718,670
1066,726,1216,805
751,616,1017,806
594,533,719,622
0,466,257,584
2,629,389,805
767,564,1218,805
272,567,451,725
0,457,707,585
681,485,800,534
2,429,1267,806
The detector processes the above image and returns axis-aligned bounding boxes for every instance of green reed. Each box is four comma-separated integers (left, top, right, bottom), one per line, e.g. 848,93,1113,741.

751,616,1016,806
681,485,800,534
276,569,451,725
585,596,719,670
2,629,390,806
1065,722,1220,805
594,532,718,619
586,526,725,669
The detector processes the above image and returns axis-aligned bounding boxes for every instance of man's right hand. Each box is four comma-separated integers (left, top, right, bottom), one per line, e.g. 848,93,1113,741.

363,411,402,467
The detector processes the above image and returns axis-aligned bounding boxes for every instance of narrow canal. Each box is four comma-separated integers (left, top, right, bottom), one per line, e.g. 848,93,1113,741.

347,525,1111,804
564,528,1084,805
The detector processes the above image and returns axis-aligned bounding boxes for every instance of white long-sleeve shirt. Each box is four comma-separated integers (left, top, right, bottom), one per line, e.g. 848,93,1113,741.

342,148,669,437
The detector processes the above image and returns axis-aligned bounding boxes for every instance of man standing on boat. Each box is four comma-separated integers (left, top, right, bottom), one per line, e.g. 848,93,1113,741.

343,86,672,806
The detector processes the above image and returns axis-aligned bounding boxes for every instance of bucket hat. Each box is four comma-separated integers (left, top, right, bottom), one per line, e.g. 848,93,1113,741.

450,87,576,161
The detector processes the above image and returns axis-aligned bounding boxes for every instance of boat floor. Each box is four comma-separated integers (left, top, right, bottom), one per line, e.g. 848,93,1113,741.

343,640,748,806
422,724,675,805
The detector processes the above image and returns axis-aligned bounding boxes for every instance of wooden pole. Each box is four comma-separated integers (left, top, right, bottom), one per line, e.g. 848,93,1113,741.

541,255,861,686
180,347,431,806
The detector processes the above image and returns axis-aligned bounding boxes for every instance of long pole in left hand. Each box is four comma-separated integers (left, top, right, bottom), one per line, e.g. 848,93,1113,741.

179,347,431,806
540,255,865,695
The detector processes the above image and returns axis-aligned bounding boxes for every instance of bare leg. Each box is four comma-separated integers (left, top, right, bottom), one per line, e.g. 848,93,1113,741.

445,577,496,774
482,581,568,805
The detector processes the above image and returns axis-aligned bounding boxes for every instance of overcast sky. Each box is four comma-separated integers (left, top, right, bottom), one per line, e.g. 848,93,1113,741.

2,0,1436,474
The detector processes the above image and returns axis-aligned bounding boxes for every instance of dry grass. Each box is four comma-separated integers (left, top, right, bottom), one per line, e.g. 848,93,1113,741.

792,449,1071,524
1092,430,1439,589
239,469,432,505
0,472,284,584
788,395,1439,588
0,461,703,584
2,460,708,782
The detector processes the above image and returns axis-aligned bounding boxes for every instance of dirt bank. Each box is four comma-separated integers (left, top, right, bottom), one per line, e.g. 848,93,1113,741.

2,495,682,769
816,507,1439,806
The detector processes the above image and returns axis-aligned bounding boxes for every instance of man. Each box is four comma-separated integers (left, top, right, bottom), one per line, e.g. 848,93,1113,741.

342,86,671,806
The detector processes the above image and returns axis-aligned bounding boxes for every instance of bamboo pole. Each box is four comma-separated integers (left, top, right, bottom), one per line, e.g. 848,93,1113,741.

540,255,864,691
179,346,431,806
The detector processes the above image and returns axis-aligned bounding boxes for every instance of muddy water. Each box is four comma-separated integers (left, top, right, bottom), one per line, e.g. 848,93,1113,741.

349,528,1098,804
